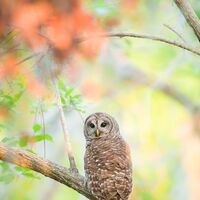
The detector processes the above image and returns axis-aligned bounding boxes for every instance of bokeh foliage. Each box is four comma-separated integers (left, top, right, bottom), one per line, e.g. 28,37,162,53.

1,0,200,200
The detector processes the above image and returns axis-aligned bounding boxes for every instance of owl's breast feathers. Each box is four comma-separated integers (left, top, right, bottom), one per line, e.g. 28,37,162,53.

84,136,132,200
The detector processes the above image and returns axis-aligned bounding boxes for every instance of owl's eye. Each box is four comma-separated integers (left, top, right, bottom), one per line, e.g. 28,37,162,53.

100,122,107,128
89,122,95,128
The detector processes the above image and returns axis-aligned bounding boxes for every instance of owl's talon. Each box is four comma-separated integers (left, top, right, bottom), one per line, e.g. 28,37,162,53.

69,167,79,175
84,179,88,189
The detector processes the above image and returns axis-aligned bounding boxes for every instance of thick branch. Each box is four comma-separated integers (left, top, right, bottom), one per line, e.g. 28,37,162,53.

0,143,96,200
118,65,199,113
81,32,200,57
174,0,200,41
156,82,199,113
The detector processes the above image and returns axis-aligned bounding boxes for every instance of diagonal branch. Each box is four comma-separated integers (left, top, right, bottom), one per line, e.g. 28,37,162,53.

0,142,96,200
117,65,199,113
164,24,186,43
80,32,200,57
52,78,78,173
155,82,199,113
174,0,200,41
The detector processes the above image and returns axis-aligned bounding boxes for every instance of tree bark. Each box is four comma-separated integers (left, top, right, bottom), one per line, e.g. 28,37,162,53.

80,32,200,57
0,142,97,200
174,0,200,41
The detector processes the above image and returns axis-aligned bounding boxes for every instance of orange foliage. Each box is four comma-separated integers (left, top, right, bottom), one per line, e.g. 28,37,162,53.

47,14,72,50
81,79,103,101
78,35,105,58
0,107,9,119
25,73,47,98
0,56,19,78
0,65,4,80
7,0,103,60
121,0,139,11
0,20,4,37
0,0,105,97
12,2,52,49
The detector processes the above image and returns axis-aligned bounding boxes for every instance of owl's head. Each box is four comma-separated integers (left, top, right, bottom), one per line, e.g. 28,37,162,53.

84,112,119,140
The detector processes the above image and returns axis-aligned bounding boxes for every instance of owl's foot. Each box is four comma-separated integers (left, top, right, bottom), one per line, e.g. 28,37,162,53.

69,167,79,175
84,179,89,189
84,179,91,192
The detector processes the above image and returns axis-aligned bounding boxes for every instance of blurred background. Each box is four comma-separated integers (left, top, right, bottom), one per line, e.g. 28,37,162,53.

1,0,200,200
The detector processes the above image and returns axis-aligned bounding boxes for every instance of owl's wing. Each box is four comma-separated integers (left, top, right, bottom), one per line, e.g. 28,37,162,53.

99,158,132,200
115,167,132,199
114,143,132,199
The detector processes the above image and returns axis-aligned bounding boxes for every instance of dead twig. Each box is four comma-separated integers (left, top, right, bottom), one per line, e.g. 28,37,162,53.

52,78,78,173
163,24,186,43
79,32,200,57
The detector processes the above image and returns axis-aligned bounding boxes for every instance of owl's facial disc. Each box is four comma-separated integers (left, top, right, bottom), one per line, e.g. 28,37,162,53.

85,113,116,140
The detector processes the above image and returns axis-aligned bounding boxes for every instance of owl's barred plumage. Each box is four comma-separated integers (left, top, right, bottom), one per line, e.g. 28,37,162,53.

84,112,132,200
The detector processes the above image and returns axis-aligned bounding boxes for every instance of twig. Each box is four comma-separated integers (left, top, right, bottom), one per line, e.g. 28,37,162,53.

15,53,40,66
163,24,186,43
80,32,200,57
0,30,17,46
157,82,198,113
0,142,96,200
31,53,46,69
40,103,46,158
174,0,200,41
52,78,78,173
116,63,199,113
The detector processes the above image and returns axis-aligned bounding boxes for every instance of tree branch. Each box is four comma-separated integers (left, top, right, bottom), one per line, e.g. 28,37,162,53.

163,24,186,43
52,78,78,173
117,65,199,113
174,0,200,41
80,32,200,57
155,82,199,113
0,142,96,200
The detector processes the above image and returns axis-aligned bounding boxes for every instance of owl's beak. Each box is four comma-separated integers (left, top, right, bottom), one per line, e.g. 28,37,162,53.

96,129,101,137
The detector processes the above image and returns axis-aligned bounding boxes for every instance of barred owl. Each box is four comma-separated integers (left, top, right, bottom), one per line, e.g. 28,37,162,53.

84,112,132,200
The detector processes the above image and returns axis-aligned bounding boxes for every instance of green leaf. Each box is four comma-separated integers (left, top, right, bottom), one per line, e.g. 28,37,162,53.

61,96,66,105
65,87,74,97
72,94,81,99
1,137,18,146
14,166,40,179
33,134,53,142
25,149,36,154
58,79,66,91
57,79,85,113
0,123,6,131
0,161,10,171
0,173,15,184
17,81,25,89
19,137,28,147
14,91,23,101
14,166,29,173
3,95,13,101
22,172,40,180
32,123,41,133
